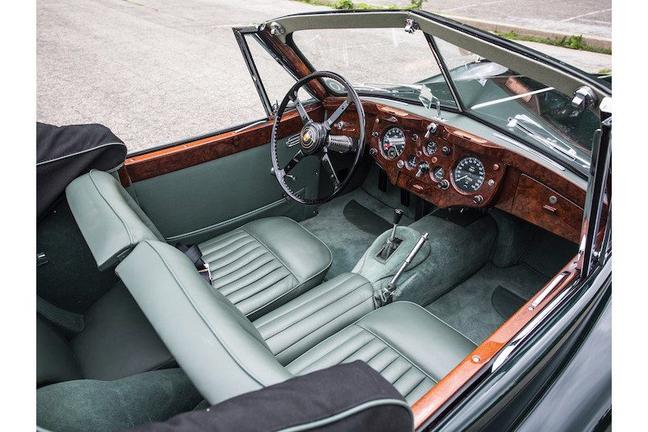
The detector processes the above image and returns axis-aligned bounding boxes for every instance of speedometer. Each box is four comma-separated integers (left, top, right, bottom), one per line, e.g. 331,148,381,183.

453,157,485,192
381,127,405,160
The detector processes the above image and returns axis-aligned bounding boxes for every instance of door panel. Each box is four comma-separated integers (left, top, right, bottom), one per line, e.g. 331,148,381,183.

130,139,320,243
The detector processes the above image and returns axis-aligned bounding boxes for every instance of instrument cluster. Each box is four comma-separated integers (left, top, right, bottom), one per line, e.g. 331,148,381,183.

369,116,506,208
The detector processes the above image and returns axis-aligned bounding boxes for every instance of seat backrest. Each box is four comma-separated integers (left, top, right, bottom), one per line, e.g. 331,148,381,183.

66,170,164,270
116,240,292,404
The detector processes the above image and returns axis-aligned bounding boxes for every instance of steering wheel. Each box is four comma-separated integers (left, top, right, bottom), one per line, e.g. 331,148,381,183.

271,71,366,205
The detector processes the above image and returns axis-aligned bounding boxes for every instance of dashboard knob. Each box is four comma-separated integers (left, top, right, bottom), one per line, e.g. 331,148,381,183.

425,122,438,138
473,195,484,205
438,179,449,190
369,148,377,156
416,162,429,178
442,146,452,156
397,160,405,169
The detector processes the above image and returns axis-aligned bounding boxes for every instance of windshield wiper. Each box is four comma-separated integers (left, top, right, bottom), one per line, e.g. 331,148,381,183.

507,114,588,166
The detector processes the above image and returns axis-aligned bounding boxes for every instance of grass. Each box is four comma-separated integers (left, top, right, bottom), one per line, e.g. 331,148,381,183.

292,1,611,54
494,31,612,55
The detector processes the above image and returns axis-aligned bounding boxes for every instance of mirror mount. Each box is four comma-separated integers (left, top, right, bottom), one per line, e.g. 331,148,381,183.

419,86,444,121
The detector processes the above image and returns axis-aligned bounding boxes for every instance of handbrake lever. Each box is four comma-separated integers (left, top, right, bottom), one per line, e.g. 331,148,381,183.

376,232,429,307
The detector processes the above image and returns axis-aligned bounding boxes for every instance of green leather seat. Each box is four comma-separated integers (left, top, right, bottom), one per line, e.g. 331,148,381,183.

65,170,332,319
117,240,476,406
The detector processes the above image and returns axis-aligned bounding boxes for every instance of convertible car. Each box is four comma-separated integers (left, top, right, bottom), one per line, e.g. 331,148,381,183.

36,9,611,432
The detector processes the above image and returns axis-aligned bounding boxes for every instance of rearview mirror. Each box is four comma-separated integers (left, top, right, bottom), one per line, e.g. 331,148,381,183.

419,86,442,120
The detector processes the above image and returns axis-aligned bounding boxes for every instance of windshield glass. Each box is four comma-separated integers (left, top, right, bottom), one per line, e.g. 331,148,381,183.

433,37,600,162
292,28,457,108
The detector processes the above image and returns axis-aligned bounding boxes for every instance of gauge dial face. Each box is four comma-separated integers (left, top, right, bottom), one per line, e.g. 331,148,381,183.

453,157,485,192
381,127,406,160
424,141,437,156
432,166,444,181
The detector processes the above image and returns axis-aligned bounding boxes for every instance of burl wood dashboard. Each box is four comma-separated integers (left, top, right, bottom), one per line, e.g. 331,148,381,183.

325,98,586,244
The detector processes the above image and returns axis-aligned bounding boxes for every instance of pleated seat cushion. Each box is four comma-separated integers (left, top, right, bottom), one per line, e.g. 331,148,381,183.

199,217,332,320
287,302,476,405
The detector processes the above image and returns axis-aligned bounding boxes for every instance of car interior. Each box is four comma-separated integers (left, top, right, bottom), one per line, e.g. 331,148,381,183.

35,11,606,432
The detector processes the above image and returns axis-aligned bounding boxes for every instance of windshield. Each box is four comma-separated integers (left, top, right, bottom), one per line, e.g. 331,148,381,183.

292,28,457,108
433,37,599,163
291,27,600,166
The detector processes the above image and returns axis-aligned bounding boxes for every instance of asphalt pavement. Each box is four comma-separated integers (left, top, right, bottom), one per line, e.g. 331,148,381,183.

37,0,611,152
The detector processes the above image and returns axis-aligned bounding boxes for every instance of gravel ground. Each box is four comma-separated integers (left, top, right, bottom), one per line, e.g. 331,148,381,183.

37,0,611,152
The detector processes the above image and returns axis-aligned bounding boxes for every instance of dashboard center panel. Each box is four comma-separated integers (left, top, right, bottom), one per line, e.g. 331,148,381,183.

368,112,506,208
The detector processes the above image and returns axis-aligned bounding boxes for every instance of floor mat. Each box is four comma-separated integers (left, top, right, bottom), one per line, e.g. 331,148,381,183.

426,263,549,344
342,200,392,236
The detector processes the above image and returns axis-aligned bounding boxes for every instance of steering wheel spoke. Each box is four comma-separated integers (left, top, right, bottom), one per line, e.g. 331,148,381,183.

291,95,311,125
320,152,340,188
324,98,350,130
270,71,365,205
282,149,304,175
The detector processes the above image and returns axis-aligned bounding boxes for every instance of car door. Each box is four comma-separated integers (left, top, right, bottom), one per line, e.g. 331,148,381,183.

117,29,323,245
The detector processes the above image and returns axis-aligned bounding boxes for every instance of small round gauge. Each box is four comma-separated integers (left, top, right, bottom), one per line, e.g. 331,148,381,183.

453,157,486,192
424,141,438,156
381,127,406,160
431,166,444,182
406,154,417,169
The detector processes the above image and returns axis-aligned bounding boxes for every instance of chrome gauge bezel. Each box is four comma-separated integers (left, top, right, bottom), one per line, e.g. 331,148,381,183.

452,156,486,192
423,140,438,156
380,126,406,160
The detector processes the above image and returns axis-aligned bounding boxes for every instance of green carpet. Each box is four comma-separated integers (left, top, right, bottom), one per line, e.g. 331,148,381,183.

301,189,410,279
37,368,202,432
425,217,578,344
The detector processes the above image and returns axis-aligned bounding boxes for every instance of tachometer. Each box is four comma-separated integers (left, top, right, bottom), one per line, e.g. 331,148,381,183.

381,127,405,160
453,157,485,192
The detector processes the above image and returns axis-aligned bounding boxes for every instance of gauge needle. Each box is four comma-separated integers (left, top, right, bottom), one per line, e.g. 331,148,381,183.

456,175,468,182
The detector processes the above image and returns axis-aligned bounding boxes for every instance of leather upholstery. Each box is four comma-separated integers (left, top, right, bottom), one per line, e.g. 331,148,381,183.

254,273,374,365
287,302,476,404
37,318,83,386
37,283,174,387
67,171,332,320
66,170,163,270
200,217,332,320
118,241,475,406
116,240,292,405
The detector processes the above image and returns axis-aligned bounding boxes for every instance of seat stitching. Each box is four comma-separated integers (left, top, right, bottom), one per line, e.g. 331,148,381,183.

240,226,294,279
208,248,270,277
270,298,374,357
254,274,355,330
363,345,389,366
201,238,257,261
289,326,365,374
137,241,270,387
355,324,438,382
376,352,401,375
387,363,415,386
400,300,478,346
260,284,368,339
214,255,276,286
199,230,249,252
224,266,290,299
403,375,433,399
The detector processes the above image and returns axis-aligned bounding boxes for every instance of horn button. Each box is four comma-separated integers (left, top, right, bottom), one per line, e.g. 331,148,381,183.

300,123,326,154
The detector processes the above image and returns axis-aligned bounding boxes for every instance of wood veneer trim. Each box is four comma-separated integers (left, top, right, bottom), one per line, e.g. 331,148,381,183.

121,105,323,183
411,257,580,428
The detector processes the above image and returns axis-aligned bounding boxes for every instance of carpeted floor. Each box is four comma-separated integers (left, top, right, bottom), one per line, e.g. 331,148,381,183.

426,226,578,344
301,188,410,279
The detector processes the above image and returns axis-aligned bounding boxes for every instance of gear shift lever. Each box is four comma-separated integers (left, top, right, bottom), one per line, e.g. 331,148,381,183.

389,209,404,242
378,208,404,260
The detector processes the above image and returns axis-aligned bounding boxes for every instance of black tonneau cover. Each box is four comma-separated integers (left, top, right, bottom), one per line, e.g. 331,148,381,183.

37,122,127,218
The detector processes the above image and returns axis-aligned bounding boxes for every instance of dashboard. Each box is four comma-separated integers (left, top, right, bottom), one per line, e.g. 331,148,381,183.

325,98,586,244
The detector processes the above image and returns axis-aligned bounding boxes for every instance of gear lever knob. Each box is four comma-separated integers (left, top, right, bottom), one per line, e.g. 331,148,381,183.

392,208,404,225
